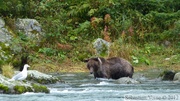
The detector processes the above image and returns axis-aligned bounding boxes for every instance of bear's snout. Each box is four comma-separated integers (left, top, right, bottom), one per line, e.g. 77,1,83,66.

89,67,94,74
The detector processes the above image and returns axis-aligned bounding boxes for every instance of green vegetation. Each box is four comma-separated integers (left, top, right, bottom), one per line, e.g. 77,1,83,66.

0,0,180,72
32,83,49,93
13,84,49,94
0,43,13,67
13,85,27,94
0,84,9,93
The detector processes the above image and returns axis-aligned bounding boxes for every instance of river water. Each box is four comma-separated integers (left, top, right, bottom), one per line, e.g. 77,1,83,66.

0,72,180,101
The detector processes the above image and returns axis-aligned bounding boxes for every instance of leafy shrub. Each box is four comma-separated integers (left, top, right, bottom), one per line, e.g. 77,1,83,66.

1,0,180,67
38,48,57,56
0,43,13,67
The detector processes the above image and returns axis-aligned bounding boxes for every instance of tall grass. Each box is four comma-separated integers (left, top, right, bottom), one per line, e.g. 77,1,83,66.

109,38,136,61
1,64,14,78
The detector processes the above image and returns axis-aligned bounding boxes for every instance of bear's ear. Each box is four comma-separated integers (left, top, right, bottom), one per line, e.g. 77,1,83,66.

83,59,89,62
91,57,102,64
83,58,98,62
83,57,102,63
91,58,99,61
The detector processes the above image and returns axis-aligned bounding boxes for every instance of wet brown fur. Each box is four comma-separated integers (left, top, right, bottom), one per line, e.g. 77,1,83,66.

84,57,134,79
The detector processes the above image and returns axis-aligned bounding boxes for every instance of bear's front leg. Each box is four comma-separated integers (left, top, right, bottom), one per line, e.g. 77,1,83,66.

102,72,110,79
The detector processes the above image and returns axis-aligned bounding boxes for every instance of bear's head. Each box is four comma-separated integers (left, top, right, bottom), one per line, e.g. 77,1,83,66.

83,57,103,74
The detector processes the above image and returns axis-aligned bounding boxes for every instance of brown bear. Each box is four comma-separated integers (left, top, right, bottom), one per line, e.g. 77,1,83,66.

84,57,134,79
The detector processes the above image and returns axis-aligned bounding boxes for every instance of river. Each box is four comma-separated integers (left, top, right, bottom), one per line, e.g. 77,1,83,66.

0,72,180,101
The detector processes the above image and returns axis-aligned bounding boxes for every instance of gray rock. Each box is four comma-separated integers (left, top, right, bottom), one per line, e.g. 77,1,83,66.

15,18,41,32
160,70,175,81
13,70,62,84
93,38,110,56
0,74,49,94
27,70,62,84
0,74,31,88
0,69,63,94
133,73,147,82
0,18,45,63
0,28,12,43
117,77,140,84
0,18,13,62
163,40,171,47
0,17,12,43
0,17,5,28
15,18,44,41
173,72,180,82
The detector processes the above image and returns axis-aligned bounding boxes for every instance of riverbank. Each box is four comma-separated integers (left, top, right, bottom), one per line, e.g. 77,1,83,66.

29,47,180,74
31,59,180,73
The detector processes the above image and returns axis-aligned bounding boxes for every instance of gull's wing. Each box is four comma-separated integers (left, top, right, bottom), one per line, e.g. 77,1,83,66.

12,72,23,80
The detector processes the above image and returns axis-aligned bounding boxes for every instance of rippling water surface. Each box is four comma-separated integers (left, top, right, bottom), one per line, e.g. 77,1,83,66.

0,73,180,101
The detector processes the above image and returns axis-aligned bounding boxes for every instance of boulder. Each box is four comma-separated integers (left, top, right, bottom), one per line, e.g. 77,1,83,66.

27,70,62,84
133,73,147,82
0,18,12,43
13,70,62,84
0,18,45,65
0,29,12,43
15,18,44,41
116,77,140,84
0,70,63,94
160,70,176,81
173,72,180,82
0,18,44,44
0,18,13,63
0,17,5,28
93,38,110,56
0,74,49,94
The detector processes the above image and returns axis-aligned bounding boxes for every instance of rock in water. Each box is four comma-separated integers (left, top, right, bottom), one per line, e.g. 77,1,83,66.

27,70,61,84
173,72,180,82
117,77,140,84
9,64,30,81
160,70,176,80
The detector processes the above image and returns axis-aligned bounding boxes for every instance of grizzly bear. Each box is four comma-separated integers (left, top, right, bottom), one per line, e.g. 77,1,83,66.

84,57,134,79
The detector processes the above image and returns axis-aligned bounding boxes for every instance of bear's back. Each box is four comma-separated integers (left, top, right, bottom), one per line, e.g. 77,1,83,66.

107,57,134,78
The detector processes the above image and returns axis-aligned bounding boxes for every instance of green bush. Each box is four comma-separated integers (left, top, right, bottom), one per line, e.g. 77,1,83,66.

0,43,13,67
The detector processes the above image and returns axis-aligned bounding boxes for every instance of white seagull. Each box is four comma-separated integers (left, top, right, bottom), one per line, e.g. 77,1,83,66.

9,64,30,81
